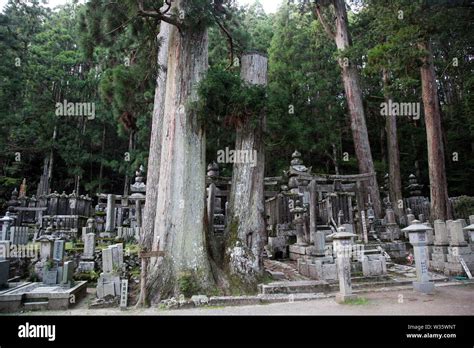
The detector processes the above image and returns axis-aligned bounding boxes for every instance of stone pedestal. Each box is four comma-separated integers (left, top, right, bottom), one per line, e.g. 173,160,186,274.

402,220,435,294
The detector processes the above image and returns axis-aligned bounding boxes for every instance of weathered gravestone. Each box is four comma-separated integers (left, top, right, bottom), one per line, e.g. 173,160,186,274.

61,261,74,287
53,239,65,261
82,233,95,260
102,248,113,273
43,270,58,285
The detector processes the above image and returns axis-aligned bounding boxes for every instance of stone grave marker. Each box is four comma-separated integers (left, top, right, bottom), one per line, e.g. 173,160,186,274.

120,279,128,309
82,233,95,260
102,248,113,273
53,239,65,261
43,270,58,285
62,261,74,287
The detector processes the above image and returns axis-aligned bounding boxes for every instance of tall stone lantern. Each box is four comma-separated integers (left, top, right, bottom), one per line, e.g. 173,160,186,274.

331,226,357,303
290,199,307,245
402,220,434,294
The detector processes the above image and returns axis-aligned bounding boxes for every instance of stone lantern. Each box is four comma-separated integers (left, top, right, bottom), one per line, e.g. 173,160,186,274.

331,226,357,303
402,220,434,294
290,199,307,245
463,224,474,244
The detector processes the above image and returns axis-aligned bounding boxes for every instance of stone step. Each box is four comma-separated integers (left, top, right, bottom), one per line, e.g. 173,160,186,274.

259,280,330,295
23,301,49,311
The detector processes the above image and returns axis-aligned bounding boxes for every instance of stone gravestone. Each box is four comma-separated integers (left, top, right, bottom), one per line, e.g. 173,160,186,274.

43,270,58,285
82,233,95,260
0,260,9,288
53,239,65,262
102,248,113,273
120,279,128,309
37,236,54,260
448,220,467,246
61,261,74,287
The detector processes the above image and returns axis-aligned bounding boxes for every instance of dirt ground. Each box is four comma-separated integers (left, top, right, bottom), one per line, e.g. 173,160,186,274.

9,283,474,316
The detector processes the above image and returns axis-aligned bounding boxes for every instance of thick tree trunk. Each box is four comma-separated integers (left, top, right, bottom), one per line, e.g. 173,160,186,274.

137,20,171,307
332,0,382,217
418,40,451,220
145,1,213,303
98,123,106,194
383,69,403,219
141,21,171,251
223,53,267,290
123,130,134,196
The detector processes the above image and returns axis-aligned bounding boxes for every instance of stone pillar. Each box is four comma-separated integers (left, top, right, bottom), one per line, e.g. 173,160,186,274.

309,180,317,237
332,227,357,303
207,183,216,234
406,208,415,225
314,231,326,256
402,220,434,294
105,194,116,232
135,200,142,228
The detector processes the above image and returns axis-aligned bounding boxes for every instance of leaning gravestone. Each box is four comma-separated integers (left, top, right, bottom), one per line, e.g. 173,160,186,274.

61,261,74,287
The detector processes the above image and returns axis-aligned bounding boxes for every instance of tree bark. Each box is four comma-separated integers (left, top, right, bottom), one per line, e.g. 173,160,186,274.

332,0,382,217
145,0,214,303
418,40,451,220
382,69,403,219
223,53,267,290
141,21,171,251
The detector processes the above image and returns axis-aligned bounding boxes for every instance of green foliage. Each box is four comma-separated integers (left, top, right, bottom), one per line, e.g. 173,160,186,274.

177,271,201,298
195,67,267,130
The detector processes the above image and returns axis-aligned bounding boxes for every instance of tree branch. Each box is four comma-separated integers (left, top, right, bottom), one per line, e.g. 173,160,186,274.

137,0,181,27
313,4,335,40
213,14,234,70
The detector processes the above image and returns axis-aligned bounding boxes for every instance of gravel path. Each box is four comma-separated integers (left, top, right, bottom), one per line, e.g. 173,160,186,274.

10,283,474,316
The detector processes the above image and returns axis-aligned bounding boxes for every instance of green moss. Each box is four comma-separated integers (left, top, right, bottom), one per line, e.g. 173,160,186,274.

341,297,369,305
177,271,201,298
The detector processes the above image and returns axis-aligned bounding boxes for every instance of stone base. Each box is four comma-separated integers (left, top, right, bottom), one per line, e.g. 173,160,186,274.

289,244,307,260
413,281,434,294
298,259,337,281
335,293,357,303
